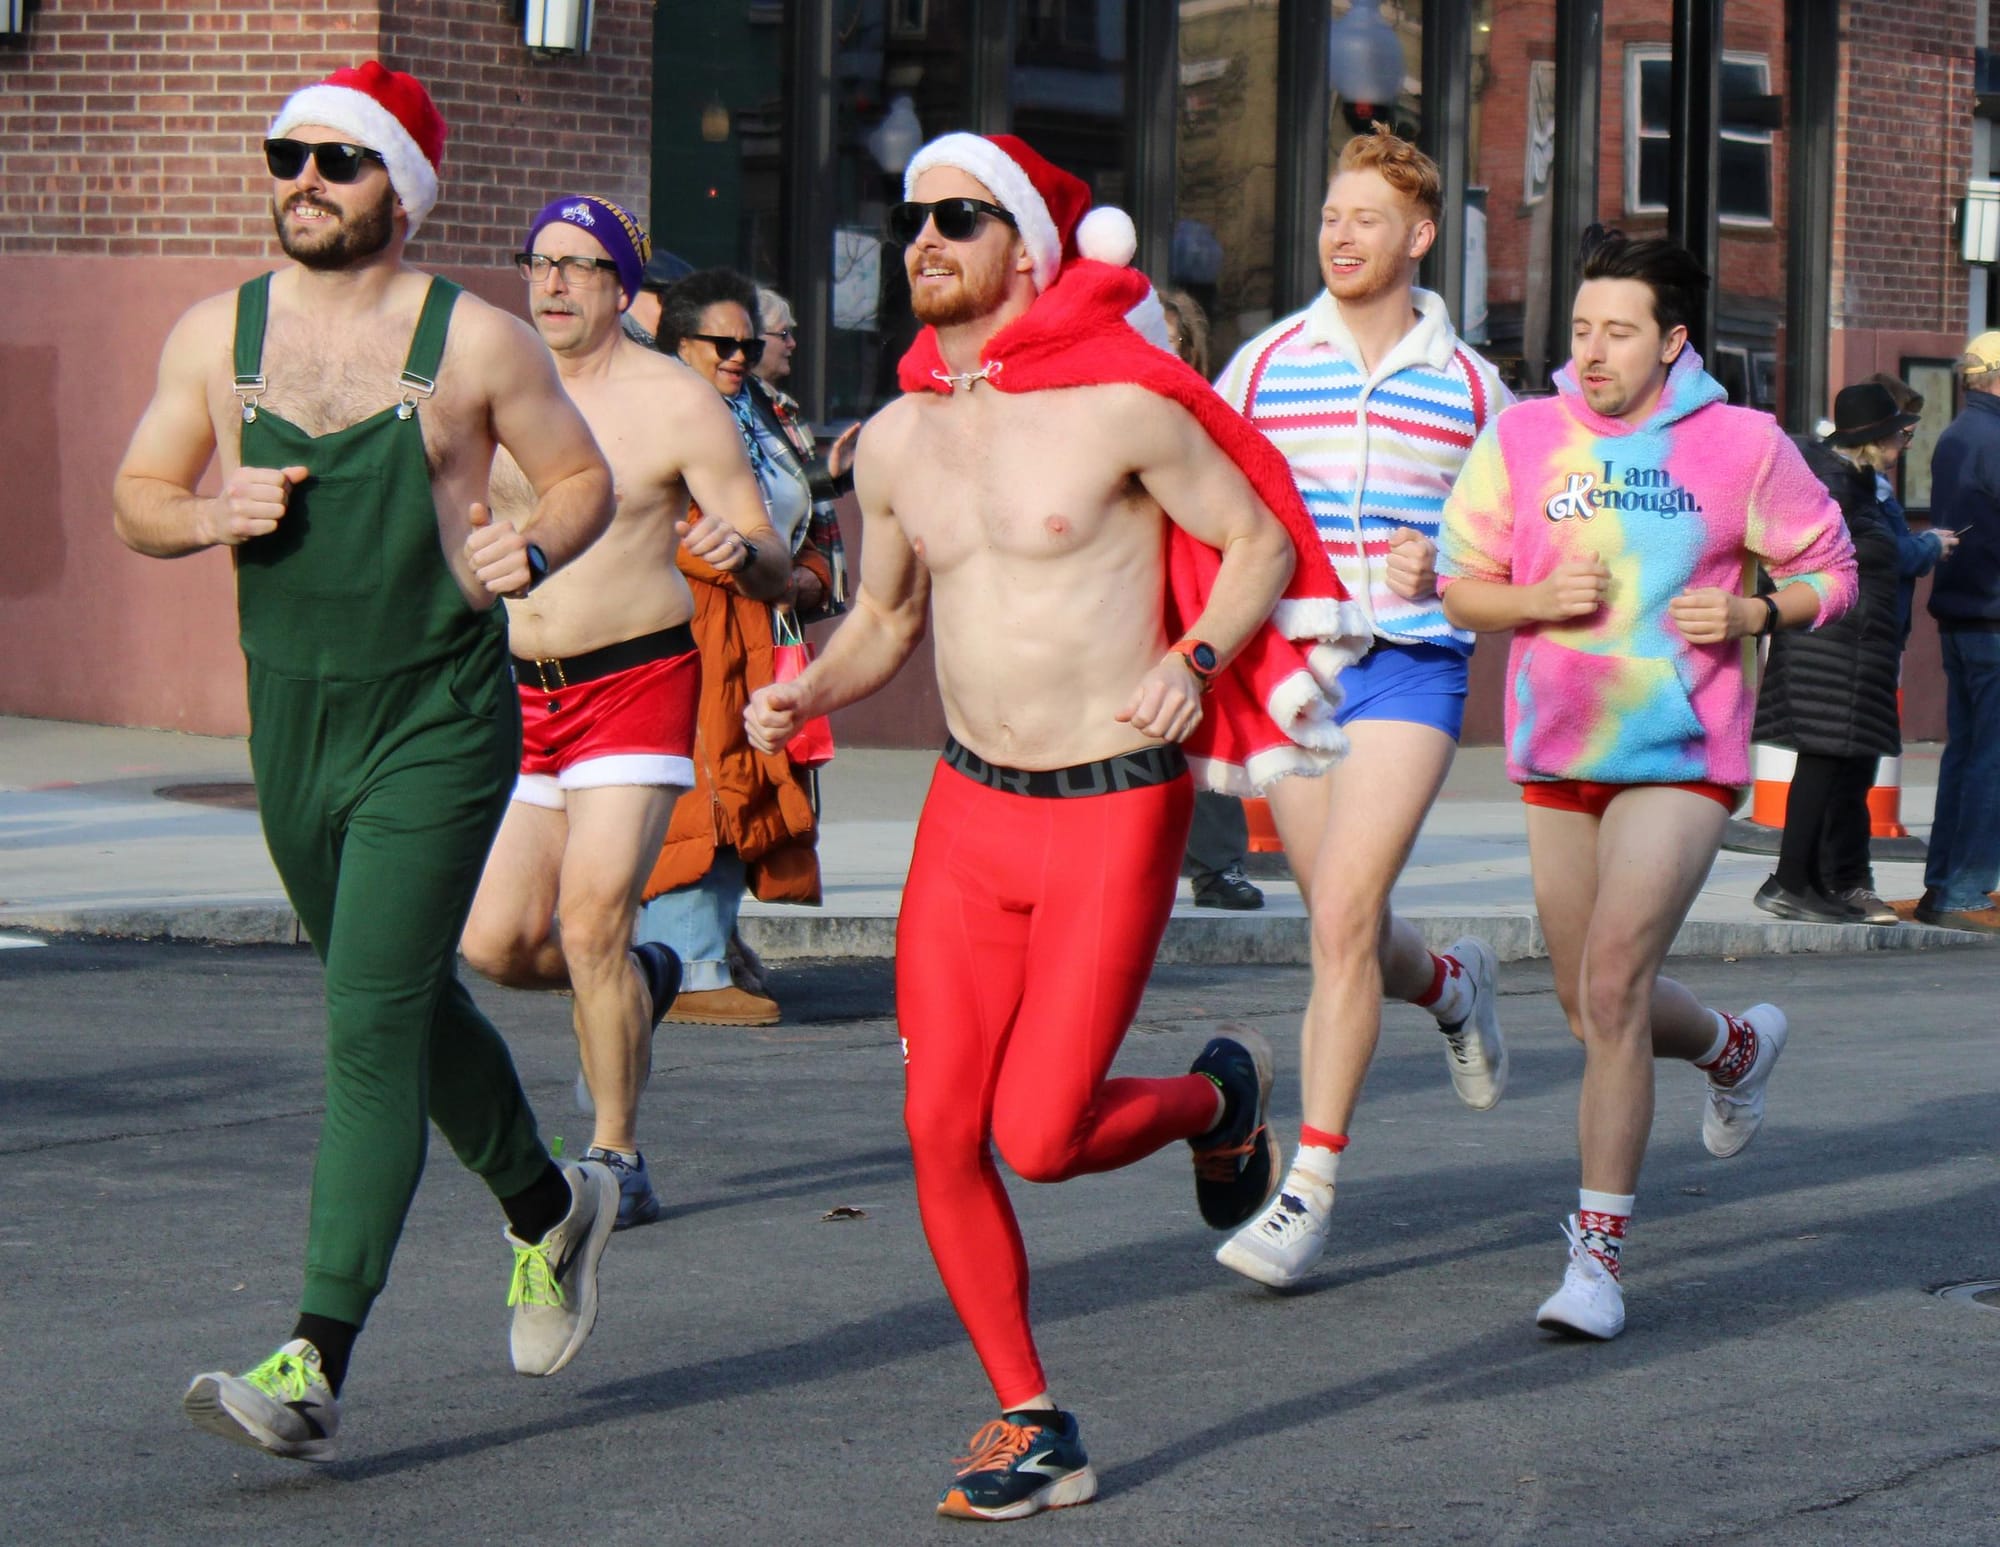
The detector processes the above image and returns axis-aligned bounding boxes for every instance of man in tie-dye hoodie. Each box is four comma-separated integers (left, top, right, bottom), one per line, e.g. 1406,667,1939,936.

1438,231,1856,1341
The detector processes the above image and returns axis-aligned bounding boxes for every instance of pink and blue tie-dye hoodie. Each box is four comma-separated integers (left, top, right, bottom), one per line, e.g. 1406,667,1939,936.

1438,350,1857,788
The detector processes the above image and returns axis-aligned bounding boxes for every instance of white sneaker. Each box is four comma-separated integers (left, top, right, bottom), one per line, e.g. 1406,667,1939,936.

1535,1216,1626,1339
1438,936,1508,1110
1702,1003,1788,1159
183,1338,340,1461
507,1159,617,1376
1215,1183,1332,1288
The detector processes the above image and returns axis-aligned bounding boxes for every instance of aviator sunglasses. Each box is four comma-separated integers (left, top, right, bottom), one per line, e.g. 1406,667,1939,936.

690,333,768,365
887,197,1019,246
264,138,387,183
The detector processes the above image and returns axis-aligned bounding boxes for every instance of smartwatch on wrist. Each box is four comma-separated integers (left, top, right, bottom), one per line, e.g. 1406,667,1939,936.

1756,593,1781,636
523,543,550,594
1169,637,1221,691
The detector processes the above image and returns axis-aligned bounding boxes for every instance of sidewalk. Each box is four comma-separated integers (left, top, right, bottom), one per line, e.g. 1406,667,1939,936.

0,715,1988,961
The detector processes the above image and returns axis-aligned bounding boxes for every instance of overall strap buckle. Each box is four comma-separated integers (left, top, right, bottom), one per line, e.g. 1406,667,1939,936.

232,373,267,424
395,370,437,420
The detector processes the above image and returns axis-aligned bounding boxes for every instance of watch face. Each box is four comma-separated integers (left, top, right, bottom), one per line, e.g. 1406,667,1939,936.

1191,642,1218,673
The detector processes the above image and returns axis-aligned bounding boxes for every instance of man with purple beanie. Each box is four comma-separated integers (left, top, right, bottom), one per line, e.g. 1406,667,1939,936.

461,196,786,1226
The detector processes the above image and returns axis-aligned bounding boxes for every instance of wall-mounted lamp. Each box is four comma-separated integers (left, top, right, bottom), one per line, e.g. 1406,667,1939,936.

867,96,924,175
521,0,592,58
1964,180,2000,266
1327,0,1405,119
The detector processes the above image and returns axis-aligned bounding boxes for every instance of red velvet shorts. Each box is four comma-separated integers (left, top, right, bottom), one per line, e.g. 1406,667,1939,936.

514,645,698,808
1522,777,1739,818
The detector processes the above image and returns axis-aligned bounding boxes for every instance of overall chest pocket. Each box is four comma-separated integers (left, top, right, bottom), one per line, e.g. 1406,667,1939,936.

236,470,387,599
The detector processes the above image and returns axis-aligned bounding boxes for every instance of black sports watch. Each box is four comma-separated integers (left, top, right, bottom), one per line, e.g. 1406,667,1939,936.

523,543,550,593
1756,593,1780,636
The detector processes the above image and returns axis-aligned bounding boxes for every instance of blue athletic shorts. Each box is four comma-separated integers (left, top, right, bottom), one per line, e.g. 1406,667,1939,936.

1333,640,1469,740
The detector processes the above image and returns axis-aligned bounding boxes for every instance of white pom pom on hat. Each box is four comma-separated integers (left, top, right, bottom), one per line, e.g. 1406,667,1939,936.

1076,206,1138,267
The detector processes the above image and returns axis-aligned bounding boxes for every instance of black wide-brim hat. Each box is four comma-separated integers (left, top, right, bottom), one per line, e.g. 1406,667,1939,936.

1827,380,1920,447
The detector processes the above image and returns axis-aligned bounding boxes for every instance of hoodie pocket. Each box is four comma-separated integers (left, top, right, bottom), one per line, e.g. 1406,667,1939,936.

1514,637,1705,779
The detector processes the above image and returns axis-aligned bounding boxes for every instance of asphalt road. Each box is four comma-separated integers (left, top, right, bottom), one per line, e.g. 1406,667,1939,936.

3,941,1997,1546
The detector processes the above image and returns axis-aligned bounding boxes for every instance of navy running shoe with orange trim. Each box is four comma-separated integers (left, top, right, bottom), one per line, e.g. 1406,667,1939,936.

1187,1028,1279,1228
936,1408,1097,1520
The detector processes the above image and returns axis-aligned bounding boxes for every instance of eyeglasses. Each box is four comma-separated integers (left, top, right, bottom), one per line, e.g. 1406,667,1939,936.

264,138,386,183
690,333,767,365
887,197,1019,246
1897,426,1917,443
763,327,797,343
514,252,621,284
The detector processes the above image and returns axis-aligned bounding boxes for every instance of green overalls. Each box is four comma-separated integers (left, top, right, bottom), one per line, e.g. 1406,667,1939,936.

232,273,550,1328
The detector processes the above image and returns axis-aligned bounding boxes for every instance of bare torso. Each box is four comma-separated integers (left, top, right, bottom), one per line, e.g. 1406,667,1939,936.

873,382,1171,767
492,338,697,657
195,268,508,610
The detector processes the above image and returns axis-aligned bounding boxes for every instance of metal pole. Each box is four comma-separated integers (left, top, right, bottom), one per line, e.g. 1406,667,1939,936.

1275,0,1331,315
1547,0,1603,378
1782,0,1836,432
1668,0,1722,361
970,0,1016,136
1128,3,1179,282
783,0,835,424
1418,0,1470,327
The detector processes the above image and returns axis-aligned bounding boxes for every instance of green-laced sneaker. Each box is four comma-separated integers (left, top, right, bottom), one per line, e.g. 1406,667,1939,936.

183,1338,339,1462
507,1158,617,1376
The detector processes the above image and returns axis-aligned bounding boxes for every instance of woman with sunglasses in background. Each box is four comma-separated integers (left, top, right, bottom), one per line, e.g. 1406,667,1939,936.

633,269,835,1026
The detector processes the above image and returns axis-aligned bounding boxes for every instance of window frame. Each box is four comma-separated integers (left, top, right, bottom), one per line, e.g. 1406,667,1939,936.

1623,44,1775,229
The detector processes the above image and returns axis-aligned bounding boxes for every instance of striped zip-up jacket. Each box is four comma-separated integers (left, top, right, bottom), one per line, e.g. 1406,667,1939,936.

1215,288,1511,653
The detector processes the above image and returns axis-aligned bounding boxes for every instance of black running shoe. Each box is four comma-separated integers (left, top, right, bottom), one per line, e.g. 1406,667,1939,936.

632,942,683,1029
936,1409,1097,1520
1186,1028,1279,1228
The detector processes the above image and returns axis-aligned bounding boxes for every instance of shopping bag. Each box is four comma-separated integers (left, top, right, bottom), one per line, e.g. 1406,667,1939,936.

772,609,835,768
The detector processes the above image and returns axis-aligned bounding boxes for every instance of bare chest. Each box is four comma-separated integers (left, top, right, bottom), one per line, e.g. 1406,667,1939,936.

232,318,467,470
894,395,1142,570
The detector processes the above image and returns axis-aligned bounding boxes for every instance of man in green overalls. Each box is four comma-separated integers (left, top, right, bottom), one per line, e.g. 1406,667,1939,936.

113,62,630,1463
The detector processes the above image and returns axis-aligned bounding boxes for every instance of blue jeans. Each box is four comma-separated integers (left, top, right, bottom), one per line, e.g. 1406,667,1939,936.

1924,629,2000,911
635,847,746,992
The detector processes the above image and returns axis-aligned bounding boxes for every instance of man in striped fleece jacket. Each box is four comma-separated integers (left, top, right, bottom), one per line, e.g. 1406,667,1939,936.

1212,126,1514,1290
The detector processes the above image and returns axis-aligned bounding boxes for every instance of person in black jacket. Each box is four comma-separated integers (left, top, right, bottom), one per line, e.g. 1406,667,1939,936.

1752,381,1917,925
1917,334,2000,934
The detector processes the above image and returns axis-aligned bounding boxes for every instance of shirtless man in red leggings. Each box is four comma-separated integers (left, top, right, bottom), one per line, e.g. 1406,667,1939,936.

747,134,1354,1521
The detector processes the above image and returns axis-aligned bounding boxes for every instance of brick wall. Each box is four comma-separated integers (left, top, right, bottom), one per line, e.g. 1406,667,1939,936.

0,0,654,266
1833,0,1978,331
382,0,654,270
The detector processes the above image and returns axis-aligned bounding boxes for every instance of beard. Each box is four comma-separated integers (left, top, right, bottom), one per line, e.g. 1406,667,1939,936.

909,251,1010,327
273,186,396,270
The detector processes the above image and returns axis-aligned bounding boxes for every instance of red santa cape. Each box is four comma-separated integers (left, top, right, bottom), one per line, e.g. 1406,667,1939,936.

898,258,1368,794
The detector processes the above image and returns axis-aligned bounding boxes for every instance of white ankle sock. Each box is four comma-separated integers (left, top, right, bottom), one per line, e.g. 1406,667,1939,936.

1285,1144,1341,1210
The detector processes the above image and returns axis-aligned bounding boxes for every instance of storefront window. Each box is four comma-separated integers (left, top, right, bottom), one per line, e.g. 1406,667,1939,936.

1013,1,1129,205
1173,1,1281,366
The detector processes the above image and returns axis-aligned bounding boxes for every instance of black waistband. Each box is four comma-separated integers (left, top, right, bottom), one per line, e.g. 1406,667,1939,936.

1937,616,2000,634
941,735,1187,799
511,623,696,692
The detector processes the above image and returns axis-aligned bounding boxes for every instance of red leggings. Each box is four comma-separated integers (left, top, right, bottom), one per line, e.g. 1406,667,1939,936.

897,757,1220,1409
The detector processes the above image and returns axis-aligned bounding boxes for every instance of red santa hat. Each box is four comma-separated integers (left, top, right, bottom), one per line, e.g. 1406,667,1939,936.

269,62,447,236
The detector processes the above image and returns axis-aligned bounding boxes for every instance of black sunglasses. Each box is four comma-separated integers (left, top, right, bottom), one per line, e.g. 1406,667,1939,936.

887,197,1019,246
264,138,387,183
690,333,767,365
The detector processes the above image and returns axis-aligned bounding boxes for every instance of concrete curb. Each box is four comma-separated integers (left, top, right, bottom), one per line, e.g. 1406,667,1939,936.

3,902,1992,961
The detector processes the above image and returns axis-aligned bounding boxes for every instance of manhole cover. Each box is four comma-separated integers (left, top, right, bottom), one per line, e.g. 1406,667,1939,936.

1930,1279,2000,1310
156,782,259,811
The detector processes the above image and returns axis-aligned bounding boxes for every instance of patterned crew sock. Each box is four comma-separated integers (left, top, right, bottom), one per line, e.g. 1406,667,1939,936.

1412,951,1475,1025
1693,1009,1759,1087
1577,1189,1635,1278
